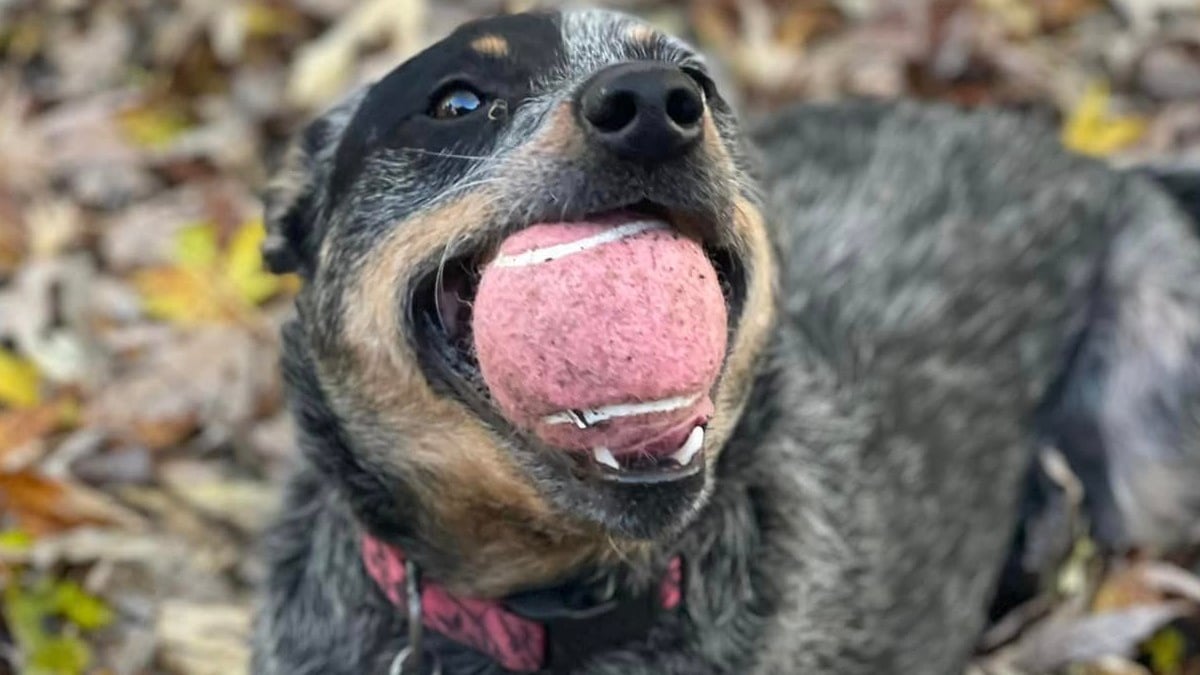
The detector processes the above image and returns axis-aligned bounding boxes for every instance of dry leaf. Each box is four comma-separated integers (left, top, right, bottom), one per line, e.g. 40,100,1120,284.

87,325,280,450
0,472,116,536
1094,562,1167,612
1062,81,1149,157
0,400,75,469
286,0,427,108
986,604,1190,672
6,256,104,385
155,601,251,675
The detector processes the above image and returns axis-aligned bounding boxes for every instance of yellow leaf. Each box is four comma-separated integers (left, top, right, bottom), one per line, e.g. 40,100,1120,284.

118,104,191,149
134,266,229,324
225,219,283,304
242,3,302,38
173,223,220,269
1062,81,1148,157
0,528,33,552
135,219,294,326
0,347,41,408
51,581,114,631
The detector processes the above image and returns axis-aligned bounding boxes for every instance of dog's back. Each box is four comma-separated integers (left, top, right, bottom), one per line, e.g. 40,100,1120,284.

747,101,1200,672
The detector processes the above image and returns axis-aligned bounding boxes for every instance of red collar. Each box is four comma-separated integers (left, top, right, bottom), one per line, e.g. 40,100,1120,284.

361,534,683,672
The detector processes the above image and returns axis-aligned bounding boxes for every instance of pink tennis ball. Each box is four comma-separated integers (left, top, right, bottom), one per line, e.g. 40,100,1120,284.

471,218,727,452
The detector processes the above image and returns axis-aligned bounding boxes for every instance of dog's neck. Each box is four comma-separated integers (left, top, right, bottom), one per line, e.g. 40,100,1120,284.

390,494,650,598
281,324,654,597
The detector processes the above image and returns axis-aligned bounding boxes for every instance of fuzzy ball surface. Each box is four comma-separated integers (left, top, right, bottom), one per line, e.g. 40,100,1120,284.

472,219,727,451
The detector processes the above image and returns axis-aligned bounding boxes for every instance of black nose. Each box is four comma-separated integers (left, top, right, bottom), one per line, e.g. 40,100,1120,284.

577,63,705,163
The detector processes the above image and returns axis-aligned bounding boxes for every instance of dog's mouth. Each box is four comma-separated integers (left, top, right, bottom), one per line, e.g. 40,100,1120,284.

411,201,746,486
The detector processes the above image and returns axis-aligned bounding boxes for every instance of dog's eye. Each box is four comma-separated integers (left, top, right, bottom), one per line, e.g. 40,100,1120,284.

430,86,484,119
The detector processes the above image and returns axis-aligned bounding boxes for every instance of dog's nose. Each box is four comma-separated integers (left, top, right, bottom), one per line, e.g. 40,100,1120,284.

577,63,705,163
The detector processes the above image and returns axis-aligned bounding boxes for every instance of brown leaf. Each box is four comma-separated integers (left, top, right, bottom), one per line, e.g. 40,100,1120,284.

0,401,70,469
1094,562,1168,612
0,472,114,535
1036,0,1104,32
87,326,280,451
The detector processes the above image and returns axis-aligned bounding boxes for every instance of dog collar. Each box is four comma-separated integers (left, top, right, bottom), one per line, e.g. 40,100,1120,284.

361,534,683,673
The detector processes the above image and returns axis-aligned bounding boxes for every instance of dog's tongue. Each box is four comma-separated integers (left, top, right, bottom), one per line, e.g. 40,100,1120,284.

472,217,727,452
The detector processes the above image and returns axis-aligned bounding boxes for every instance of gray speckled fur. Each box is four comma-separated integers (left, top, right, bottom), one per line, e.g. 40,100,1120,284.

253,12,1200,675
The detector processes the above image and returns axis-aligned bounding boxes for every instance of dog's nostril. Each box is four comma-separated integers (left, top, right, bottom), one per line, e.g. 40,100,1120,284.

666,87,703,128
587,90,638,133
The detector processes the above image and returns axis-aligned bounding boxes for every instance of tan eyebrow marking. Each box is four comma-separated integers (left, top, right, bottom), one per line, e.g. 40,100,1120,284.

626,24,657,45
471,34,509,57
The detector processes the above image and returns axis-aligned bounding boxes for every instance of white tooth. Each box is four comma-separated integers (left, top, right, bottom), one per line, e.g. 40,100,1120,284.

670,426,705,466
592,446,620,470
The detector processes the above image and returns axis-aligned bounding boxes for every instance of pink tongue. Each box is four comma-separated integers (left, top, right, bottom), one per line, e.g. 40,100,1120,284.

471,218,727,452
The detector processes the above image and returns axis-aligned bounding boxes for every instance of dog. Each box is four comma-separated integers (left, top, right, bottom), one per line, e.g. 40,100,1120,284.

252,9,1200,674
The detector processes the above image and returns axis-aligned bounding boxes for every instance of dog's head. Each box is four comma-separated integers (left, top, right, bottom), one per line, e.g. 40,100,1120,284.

266,10,776,584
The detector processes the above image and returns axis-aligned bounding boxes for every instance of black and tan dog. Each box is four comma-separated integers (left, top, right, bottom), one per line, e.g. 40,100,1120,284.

253,9,1200,674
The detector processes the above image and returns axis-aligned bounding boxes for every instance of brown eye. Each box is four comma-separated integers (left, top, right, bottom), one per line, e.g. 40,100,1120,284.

431,87,483,119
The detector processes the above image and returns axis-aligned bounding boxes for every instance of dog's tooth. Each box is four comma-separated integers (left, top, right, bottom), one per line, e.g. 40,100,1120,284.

592,446,620,470
670,426,705,466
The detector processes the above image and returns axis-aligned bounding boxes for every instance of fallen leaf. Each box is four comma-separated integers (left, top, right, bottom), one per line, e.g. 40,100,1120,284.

0,528,34,553
87,325,281,451
1094,562,1167,612
1144,626,1188,675
0,471,133,536
1038,0,1104,31
2,257,104,388
286,0,426,108
156,601,251,675
134,220,296,326
4,575,114,675
117,103,192,150
0,399,75,468
161,462,277,534
0,347,41,409
51,580,115,630
1062,81,1149,157
25,199,84,259
1006,604,1190,672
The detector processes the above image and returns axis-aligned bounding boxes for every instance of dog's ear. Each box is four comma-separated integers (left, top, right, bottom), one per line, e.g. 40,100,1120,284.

262,93,363,277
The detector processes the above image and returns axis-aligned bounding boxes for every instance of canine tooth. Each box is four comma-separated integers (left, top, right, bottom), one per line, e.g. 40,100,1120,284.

592,446,620,470
670,427,705,466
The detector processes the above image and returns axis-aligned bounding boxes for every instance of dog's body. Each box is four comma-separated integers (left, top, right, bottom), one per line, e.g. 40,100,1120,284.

253,11,1200,675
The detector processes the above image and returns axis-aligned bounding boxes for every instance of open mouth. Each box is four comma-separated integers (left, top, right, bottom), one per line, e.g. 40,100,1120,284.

410,201,747,485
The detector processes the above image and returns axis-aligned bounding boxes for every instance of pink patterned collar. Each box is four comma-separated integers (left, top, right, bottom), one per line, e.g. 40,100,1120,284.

361,534,683,672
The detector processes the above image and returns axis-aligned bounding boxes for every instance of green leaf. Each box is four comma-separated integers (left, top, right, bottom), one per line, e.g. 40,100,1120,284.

50,581,114,630
27,635,90,675
1145,626,1186,675
2,575,113,675
0,528,33,552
